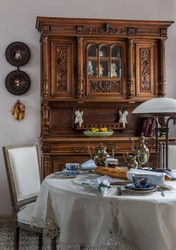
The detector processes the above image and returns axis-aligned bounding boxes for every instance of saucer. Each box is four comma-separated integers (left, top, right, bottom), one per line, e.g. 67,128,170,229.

124,183,157,193
54,170,80,178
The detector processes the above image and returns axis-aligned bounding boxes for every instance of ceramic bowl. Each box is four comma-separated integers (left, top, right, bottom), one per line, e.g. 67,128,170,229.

83,131,113,137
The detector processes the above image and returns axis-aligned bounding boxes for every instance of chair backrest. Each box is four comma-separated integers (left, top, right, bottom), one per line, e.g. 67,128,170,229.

3,144,41,211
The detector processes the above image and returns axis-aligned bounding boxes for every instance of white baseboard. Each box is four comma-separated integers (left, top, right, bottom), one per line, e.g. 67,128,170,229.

0,214,13,221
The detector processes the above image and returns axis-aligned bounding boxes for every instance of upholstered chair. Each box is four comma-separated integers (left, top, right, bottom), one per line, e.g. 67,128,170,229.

2,144,57,250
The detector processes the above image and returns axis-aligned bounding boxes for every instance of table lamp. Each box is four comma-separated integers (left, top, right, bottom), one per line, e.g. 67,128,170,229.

132,97,176,169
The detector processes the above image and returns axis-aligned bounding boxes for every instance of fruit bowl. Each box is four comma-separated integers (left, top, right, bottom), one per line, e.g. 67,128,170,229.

83,130,114,138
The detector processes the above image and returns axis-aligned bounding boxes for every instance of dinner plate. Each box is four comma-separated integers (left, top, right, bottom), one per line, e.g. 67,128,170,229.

124,183,157,193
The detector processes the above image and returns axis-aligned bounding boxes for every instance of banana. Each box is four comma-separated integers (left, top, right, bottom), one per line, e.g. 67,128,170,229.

18,111,24,121
11,100,25,121
19,103,25,111
11,103,18,115
14,110,19,120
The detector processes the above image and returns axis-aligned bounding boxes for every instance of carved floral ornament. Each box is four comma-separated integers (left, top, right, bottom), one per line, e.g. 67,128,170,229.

41,24,168,38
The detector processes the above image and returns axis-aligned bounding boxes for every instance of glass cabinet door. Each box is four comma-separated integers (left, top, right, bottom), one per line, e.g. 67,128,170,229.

87,44,98,77
111,45,122,77
87,43,122,79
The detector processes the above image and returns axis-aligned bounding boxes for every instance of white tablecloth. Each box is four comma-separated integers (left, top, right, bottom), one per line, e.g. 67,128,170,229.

31,173,176,250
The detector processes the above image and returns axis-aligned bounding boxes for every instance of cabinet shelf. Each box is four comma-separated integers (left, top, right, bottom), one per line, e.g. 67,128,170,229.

75,122,126,130
88,56,121,60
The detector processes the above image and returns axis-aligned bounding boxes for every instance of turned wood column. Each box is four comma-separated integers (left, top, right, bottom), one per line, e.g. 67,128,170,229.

127,39,134,99
42,36,49,98
77,37,83,99
159,39,166,97
41,100,50,137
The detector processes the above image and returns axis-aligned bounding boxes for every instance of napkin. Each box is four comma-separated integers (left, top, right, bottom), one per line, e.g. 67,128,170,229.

81,159,97,170
127,168,171,188
89,178,110,195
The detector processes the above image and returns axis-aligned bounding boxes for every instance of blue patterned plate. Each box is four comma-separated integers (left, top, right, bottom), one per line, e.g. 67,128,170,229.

124,183,157,193
54,170,80,178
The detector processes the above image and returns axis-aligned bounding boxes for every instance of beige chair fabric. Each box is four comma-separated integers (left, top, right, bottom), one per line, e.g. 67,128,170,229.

2,144,57,250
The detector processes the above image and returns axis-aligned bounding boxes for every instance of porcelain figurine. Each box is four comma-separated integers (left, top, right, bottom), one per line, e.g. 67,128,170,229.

88,61,94,76
100,51,106,56
119,109,128,128
74,109,84,127
111,63,118,77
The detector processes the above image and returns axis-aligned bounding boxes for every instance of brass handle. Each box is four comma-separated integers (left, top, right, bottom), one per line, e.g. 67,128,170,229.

73,147,87,153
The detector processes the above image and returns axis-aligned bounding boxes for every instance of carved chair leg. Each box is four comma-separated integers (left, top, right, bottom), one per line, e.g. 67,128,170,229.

51,236,57,250
14,226,19,250
38,233,43,250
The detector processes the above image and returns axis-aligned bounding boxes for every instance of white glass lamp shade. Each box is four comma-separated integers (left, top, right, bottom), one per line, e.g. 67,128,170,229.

132,98,176,117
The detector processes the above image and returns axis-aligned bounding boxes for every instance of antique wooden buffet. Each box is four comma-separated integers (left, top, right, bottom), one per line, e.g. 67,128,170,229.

36,16,174,179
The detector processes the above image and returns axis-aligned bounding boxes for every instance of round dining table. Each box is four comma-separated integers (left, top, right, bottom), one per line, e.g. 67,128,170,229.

31,172,176,250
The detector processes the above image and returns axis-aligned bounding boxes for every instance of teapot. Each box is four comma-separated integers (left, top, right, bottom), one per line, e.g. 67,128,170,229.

129,136,154,168
92,143,110,166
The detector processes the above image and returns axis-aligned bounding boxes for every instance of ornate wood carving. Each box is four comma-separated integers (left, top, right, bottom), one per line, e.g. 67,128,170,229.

141,48,151,92
136,29,159,36
57,47,67,90
41,142,50,153
41,101,50,136
42,155,51,179
42,25,50,32
160,28,167,37
159,40,166,97
127,39,134,99
89,81,120,92
51,27,76,32
77,37,83,98
42,37,49,98
77,24,127,35
127,27,136,35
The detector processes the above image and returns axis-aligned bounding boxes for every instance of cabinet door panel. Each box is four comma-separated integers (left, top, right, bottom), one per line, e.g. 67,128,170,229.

135,41,158,98
84,40,126,100
50,39,76,99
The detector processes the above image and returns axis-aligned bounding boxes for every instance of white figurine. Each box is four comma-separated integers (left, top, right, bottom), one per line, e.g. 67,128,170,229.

100,64,104,76
119,109,128,128
74,110,84,127
88,61,94,76
111,63,118,77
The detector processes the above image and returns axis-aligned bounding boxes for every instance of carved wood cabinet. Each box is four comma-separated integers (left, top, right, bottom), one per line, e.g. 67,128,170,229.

36,17,173,179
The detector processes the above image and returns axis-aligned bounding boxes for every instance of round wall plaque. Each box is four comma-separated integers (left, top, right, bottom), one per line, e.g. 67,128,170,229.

5,41,31,67
5,70,31,95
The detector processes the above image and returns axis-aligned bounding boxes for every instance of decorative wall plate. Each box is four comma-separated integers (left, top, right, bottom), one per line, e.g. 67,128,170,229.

5,41,31,67
5,70,31,95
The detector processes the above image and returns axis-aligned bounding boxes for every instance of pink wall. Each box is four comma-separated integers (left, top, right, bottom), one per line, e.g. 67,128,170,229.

0,0,175,215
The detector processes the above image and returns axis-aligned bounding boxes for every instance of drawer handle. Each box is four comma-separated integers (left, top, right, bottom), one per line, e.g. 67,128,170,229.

73,147,87,153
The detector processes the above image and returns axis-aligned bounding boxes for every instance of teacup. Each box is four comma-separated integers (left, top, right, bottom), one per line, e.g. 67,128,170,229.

65,163,80,171
132,175,152,188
